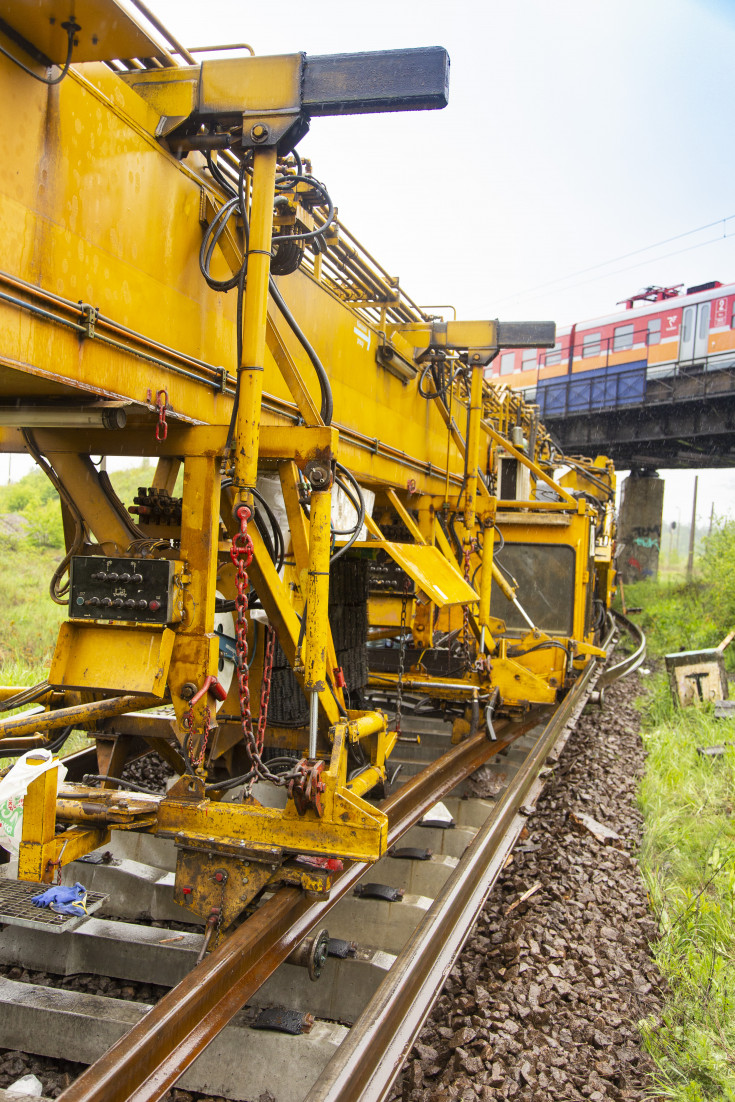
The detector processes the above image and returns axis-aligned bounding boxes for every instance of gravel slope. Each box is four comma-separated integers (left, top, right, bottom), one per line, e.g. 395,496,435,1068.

398,672,665,1101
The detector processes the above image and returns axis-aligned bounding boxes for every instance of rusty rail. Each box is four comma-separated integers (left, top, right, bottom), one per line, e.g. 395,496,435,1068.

598,610,646,687
304,633,608,1102
58,713,542,1102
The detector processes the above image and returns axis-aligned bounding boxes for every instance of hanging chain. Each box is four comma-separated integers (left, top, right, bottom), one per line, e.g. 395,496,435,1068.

183,702,213,768
155,389,168,441
395,575,411,734
230,504,257,762
256,623,275,754
461,543,473,673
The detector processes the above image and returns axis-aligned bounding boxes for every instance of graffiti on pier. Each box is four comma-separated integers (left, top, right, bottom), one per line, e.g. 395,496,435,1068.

631,524,660,551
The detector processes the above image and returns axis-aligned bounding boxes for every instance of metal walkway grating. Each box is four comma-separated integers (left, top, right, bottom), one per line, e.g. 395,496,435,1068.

0,877,108,933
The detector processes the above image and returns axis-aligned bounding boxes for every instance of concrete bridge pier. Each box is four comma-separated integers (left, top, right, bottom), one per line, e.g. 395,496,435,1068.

617,469,664,582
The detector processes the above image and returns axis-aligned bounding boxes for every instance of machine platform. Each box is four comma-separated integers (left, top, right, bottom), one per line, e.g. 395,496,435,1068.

0,877,108,933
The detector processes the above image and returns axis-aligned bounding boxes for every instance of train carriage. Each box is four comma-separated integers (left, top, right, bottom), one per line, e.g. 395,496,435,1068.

488,280,735,418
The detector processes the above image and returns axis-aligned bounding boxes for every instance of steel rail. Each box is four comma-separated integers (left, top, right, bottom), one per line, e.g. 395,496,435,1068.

598,610,646,686
304,632,610,1102
58,713,542,1102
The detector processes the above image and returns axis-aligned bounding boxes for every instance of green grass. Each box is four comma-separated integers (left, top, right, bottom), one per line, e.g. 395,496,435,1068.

637,673,735,1100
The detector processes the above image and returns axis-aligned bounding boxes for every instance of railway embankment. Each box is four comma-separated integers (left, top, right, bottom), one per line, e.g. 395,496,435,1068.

397,537,735,1102
397,670,665,1102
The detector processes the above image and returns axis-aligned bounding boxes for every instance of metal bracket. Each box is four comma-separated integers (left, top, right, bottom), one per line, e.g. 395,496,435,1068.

353,882,404,903
252,1005,314,1035
388,846,432,861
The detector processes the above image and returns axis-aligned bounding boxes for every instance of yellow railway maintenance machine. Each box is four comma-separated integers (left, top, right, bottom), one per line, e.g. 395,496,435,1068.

0,1,616,940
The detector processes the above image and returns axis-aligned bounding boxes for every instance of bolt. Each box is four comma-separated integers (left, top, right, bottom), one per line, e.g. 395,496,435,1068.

308,465,329,487
250,123,269,143
180,682,197,700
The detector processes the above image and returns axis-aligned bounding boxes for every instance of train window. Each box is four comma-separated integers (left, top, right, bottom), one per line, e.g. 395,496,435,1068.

500,352,516,375
489,543,575,635
613,323,634,351
731,301,735,329
582,333,601,357
545,343,562,365
522,348,537,370
647,318,661,345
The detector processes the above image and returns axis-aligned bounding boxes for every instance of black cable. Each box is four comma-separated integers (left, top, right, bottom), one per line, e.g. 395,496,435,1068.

206,151,237,200
272,174,335,245
22,430,88,604
250,487,285,571
0,681,50,714
268,276,333,424
506,641,568,658
82,774,159,794
330,463,365,563
47,725,75,754
98,469,140,540
331,476,361,532
0,20,78,86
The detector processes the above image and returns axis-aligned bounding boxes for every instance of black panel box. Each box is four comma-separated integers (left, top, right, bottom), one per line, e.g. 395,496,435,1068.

69,556,179,625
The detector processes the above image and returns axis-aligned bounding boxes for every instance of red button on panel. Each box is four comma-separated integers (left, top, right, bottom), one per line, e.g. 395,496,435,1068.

149,600,161,611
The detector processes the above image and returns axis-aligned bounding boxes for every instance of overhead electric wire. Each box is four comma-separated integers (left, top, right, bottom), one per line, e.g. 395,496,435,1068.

495,213,735,306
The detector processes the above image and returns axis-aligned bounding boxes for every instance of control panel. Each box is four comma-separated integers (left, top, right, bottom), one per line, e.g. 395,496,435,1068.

69,556,183,625
368,551,415,596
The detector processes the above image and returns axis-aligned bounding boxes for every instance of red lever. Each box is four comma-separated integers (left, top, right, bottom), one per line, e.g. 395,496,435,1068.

189,675,228,706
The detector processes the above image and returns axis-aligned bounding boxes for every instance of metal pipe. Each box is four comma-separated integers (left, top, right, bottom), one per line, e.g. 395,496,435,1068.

308,691,319,759
127,0,193,64
0,405,127,429
512,596,536,631
0,695,155,738
463,361,484,532
304,491,332,696
233,146,278,497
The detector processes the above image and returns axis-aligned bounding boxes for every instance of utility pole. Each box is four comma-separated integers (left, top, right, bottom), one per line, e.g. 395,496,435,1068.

709,501,715,536
687,475,699,579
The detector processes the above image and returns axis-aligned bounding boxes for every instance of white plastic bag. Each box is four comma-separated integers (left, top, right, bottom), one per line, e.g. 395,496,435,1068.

0,749,67,855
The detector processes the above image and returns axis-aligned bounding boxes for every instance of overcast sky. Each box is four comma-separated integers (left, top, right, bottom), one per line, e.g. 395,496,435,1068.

18,0,735,526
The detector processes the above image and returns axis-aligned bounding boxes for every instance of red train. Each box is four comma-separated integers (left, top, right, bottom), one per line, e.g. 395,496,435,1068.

488,280,735,417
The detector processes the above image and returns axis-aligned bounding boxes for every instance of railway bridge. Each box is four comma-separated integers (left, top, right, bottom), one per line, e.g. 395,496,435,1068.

539,362,735,581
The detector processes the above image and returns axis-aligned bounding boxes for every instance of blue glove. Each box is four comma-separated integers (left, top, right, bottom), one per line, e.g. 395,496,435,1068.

32,882,88,916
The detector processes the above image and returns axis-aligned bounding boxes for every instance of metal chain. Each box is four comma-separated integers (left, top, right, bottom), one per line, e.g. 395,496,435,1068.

229,507,287,791
461,544,473,673
256,623,275,754
395,576,410,734
155,389,168,441
183,703,213,768
230,504,257,766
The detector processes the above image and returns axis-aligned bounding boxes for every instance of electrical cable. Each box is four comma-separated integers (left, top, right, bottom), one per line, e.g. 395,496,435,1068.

82,773,159,794
330,462,365,563
0,19,78,86
22,430,88,604
98,469,140,540
272,173,335,245
268,276,333,424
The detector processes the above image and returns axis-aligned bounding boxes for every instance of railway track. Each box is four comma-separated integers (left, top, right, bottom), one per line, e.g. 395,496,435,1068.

0,615,643,1102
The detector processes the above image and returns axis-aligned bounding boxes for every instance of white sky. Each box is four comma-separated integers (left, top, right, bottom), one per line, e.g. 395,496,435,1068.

12,0,735,526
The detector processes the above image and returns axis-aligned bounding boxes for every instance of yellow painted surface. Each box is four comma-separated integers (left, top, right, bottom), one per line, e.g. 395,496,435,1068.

49,623,174,695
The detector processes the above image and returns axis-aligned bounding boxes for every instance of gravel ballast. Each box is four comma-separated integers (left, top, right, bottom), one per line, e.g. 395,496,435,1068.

398,672,665,1101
